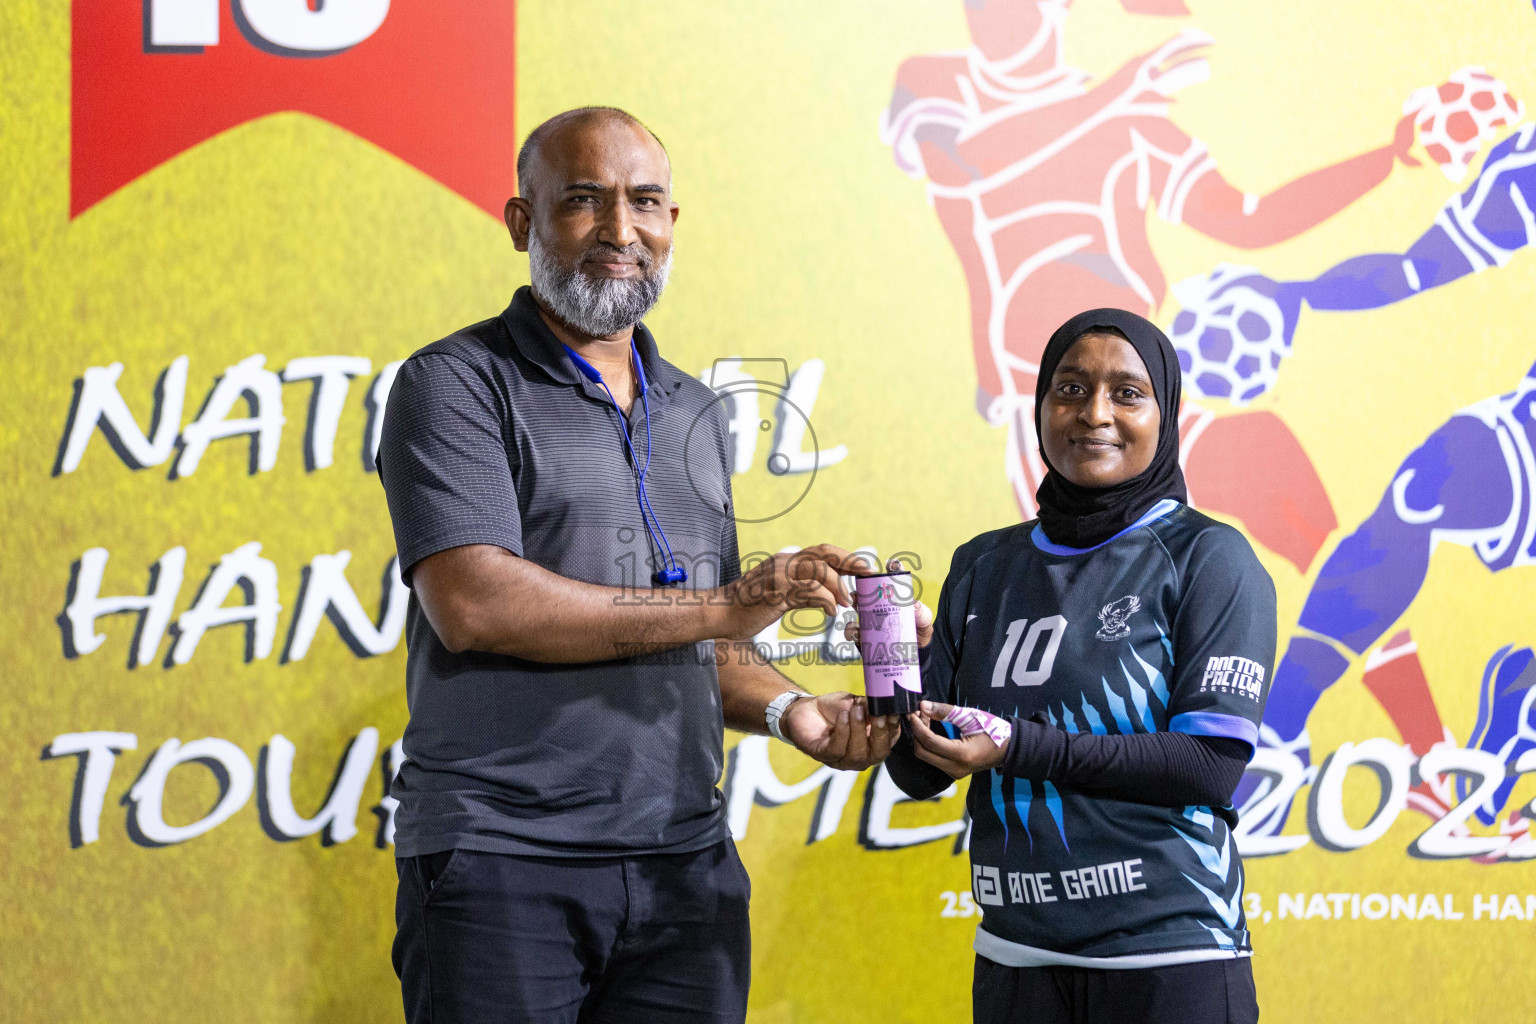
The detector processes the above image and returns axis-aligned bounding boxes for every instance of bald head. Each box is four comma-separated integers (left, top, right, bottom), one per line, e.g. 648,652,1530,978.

516,107,669,201
503,107,679,341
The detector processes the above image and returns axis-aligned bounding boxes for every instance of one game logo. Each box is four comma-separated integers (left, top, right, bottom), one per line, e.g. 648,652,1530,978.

1095,595,1141,641
70,1,516,218
1200,656,1265,701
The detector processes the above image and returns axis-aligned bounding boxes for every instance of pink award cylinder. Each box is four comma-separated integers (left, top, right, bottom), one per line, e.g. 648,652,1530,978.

853,571,923,716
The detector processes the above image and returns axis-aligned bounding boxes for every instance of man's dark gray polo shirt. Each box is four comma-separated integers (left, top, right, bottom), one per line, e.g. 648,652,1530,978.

377,286,740,859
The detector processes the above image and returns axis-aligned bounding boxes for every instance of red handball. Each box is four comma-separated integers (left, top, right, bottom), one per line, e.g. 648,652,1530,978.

1406,66,1524,181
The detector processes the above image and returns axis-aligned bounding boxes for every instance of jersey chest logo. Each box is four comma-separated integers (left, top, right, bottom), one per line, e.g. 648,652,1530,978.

1095,595,1141,641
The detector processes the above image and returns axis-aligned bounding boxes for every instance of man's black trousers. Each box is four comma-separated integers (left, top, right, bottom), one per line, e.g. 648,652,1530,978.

394,840,751,1024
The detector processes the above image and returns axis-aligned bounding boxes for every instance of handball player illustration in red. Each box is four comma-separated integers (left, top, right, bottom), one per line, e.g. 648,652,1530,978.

881,0,1423,572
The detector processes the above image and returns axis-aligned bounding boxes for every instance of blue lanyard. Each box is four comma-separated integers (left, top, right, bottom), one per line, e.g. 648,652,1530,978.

562,341,688,586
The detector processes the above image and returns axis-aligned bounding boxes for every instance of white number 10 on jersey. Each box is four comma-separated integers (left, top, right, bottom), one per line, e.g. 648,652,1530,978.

990,616,1068,687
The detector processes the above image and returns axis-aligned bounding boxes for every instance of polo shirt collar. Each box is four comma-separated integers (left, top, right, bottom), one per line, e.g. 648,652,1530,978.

501,286,689,395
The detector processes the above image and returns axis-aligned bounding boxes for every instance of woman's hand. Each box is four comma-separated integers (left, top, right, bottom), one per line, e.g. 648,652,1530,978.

839,558,934,648
906,701,1011,779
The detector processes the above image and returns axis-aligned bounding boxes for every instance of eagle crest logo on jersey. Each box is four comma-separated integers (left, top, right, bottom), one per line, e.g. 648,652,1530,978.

1096,596,1141,641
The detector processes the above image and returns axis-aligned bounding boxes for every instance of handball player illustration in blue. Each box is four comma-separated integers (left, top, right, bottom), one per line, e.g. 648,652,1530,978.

1167,124,1536,845
855,310,1275,1023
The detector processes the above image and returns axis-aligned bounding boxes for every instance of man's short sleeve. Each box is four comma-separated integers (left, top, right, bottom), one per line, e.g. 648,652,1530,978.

716,409,742,587
1166,527,1277,752
377,352,522,585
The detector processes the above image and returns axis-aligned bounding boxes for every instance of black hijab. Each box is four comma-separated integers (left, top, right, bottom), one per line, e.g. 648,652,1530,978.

1032,308,1187,548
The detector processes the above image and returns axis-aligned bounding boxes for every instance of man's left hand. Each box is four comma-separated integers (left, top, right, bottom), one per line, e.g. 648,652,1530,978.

781,692,895,771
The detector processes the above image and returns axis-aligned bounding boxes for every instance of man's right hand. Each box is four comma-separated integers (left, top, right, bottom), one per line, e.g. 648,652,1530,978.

712,544,871,641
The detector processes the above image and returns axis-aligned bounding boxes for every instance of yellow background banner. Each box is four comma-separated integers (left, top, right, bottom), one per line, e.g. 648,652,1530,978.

5,1,1536,1020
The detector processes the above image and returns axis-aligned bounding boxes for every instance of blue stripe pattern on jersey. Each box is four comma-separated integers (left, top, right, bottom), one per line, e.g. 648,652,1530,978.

990,770,1009,851
1012,779,1034,853
1042,782,1068,851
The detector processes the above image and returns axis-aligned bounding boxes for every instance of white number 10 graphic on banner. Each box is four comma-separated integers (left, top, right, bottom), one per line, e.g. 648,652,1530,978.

149,0,390,53
989,616,1068,688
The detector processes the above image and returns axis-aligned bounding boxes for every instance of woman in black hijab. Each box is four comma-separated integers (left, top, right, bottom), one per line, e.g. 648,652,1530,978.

1031,308,1189,548
870,309,1276,1024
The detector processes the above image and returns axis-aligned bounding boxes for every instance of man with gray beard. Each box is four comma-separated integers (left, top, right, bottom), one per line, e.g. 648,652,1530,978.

378,107,894,1024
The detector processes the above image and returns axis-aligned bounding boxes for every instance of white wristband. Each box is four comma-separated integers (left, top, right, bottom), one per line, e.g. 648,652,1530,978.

766,690,810,743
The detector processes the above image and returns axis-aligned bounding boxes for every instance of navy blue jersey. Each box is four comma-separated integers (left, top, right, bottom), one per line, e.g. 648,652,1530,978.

923,501,1276,966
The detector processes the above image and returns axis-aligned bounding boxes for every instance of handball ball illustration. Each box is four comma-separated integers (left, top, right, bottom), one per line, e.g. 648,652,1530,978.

1405,66,1523,181
1167,265,1290,406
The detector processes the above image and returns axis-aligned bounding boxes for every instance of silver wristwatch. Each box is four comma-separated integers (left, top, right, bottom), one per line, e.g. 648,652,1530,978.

765,690,811,743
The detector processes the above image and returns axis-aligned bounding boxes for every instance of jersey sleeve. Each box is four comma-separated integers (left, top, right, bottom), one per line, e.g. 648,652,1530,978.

377,352,523,586
1165,526,1276,752
919,543,979,705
